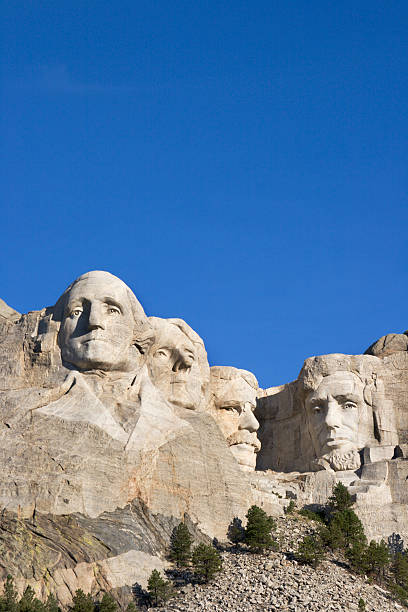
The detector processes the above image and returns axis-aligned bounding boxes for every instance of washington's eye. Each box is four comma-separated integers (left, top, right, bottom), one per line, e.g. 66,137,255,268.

344,401,357,410
71,309,82,317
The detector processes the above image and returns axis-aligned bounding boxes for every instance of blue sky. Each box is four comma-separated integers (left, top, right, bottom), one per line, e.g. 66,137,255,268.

1,1,407,387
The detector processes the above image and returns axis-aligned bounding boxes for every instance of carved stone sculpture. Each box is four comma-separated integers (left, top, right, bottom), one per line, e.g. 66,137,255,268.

299,354,398,471
210,366,261,472
147,317,210,410
0,272,251,603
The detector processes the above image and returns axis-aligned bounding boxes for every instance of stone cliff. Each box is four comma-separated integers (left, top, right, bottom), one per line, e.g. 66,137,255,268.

1,272,407,605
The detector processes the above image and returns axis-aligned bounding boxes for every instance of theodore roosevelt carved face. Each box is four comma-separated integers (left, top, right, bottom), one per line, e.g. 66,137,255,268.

210,366,261,472
57,271,150,372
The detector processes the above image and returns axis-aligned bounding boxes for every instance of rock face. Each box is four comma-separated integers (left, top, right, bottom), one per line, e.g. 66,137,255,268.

0,272,252,604
1,271,408,606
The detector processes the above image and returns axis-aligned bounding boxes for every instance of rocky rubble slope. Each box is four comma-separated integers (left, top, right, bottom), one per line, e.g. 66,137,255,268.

153,517,405,612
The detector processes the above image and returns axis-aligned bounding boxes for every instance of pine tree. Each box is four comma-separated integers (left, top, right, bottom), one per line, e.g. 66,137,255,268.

98,593,117,612
44,593,60,612
388,533,404,558
0,575,18,612
125,604,138,612
169,522,193,567
227,517,245,548
327,508,366,551
393,552,408,589
70,589,94,612
296,534,326,568
328,482,353,513
19,585,45,612
363,540,390,582
244,505,277,553
345,539,368,574
191,543,223,583
147,570,173,607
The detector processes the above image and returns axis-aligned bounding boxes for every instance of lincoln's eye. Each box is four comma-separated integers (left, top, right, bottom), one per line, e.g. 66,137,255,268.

344,401,357,410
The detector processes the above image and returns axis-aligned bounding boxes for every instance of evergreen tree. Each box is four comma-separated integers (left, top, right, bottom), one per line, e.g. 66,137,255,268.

125,604,138,612
388,533,404,558
244,505,277,553
345,539,368,574
0,574,18,612
363,540,390,582
326,508,366,551
227,517,245,548
44,594,60,612
191,543,223,583
147,570,173,607
284,500,296,515
295,534,326,568
169,522,193,567
98,593,117,612
328,482,353,513
70,589,94,612
19,585,45,612
393,552,408,589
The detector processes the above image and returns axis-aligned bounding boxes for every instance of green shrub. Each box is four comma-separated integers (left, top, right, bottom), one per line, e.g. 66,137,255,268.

98,593,118,612
284,500,296,515
169,522,193,567
358,597,366,611
298,508,325,524
296,534,326,568
227,517,245,547
70,589,94,612
147,570,173,607
191,543,222,583
244,505,278,553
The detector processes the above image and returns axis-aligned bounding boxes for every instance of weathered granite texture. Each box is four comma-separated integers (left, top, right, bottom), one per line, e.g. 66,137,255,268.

209,366,261,472
2,271,408,605
0,272,251,603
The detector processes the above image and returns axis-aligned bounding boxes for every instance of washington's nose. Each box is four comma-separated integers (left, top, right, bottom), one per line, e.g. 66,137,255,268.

172,348,194,372
87,303,105,331
239,404,259,432
325,399,342,429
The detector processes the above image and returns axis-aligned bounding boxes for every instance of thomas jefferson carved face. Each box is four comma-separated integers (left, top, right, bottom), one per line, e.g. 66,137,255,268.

58,271,143,372
147,318,210,410
305,371,370,470
211,366,261,472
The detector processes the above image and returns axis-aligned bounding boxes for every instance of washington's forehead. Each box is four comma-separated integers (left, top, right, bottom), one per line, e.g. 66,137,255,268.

66,277,130,303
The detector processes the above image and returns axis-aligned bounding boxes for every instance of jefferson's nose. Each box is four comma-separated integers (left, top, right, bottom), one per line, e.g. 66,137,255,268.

325,399,342,429
172,348,194,372
239,403,259,432
87,303,105,330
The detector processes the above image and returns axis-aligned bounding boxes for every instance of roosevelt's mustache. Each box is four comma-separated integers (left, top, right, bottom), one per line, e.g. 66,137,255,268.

227,430,261,451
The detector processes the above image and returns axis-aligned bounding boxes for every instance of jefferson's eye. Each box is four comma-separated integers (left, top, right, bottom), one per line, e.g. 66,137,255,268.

344,402,357,410
155,349,169,358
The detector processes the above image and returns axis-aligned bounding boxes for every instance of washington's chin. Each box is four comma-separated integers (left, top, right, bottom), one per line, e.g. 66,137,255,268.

61,345,130,372
230,443,257,472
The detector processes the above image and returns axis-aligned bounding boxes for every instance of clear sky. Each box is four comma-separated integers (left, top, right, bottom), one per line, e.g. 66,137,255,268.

1,1,407,388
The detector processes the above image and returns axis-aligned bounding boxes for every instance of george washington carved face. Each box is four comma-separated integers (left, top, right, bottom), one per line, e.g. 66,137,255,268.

57,271,151,372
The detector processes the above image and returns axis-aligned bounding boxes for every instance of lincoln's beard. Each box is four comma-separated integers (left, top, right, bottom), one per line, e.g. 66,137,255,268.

312,448,361,472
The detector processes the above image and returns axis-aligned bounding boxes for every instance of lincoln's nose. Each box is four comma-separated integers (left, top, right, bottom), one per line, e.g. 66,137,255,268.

239,403,259,432
325,399,342,429
87,303,105,331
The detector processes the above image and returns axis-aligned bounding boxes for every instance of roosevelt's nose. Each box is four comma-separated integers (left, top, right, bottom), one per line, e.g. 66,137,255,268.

87,302,105,330
239,403,259,432
172,348,194,372
324,399,342,429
